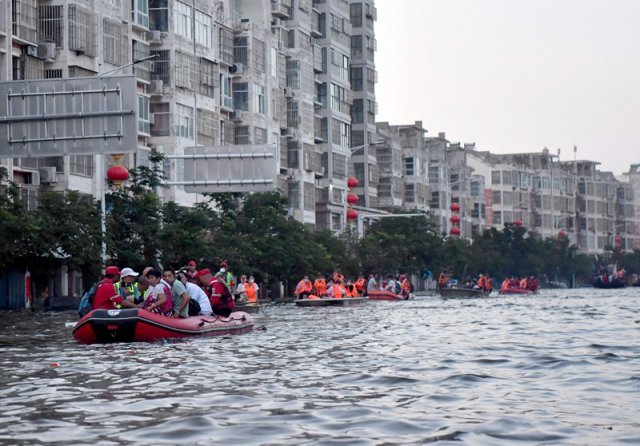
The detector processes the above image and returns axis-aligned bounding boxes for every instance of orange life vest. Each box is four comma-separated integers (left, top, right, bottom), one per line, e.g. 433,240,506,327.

438,273,447,285
401,278,411,293
314,279,327,296
355,278,366,291
346,284,357,297
478,276,487,290
245,283,258,302
295,279,312,296
331,284,345,298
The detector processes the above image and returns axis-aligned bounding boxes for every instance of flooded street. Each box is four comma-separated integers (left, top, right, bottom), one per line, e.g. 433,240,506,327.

1,288,639,445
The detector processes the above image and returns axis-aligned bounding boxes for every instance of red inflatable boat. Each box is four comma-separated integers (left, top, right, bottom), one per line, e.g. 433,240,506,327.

367,290,405,301
498,288,535,295
73,308,254,344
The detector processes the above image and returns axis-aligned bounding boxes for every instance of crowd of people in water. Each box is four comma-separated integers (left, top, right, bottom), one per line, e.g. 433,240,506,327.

88,260,255,319
293,272,413,300
437,271,540,293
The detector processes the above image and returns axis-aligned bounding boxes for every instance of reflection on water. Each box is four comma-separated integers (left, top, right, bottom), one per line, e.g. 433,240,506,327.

1,288,639,445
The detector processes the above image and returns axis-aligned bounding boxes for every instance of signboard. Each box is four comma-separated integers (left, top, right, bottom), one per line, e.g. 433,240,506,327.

0,76,137,157
179,144,277,194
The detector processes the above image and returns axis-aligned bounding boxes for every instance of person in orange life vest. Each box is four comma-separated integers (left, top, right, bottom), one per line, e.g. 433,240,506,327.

400,274,411,299
314,275,327,297
196,268,235,317
295,276,313,299
93,266,139,310
355,274,366,296
244,275,259,302
519,276,528,289
332,271,344,285
345,280,357,297
500,278,510,290
437,270,448,290
327,280,346,298
477,274,488,291
527,276,539,292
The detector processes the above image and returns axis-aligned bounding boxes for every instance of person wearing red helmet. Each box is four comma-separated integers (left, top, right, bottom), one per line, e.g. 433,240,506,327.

196,268,235,317
92,266,139,310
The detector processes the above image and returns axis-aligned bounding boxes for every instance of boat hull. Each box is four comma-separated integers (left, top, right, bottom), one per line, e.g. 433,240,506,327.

439,288,491,298
72,308,254,344
498,288,534,295
367,290,404,301
235,303,261,314
295,297,368,307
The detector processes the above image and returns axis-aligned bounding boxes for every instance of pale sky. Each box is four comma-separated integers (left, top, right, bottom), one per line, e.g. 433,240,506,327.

375,0,640,175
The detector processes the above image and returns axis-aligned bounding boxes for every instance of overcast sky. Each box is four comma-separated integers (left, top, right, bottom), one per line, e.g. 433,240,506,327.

374,0,640,175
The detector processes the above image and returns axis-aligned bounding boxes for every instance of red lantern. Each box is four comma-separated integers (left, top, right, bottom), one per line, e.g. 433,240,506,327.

107,164,129,187
615,235,622,249
347,193,359,205
347,177,360,188
346,209,358,220
450,215,461,224
450,226,461,236
514,219,522,227
450,203,460,212
558,230,566,238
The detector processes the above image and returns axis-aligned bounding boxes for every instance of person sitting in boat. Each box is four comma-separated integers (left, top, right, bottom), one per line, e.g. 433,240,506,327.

244,275,259,303
367,274,378,292
116,267,142,305
500,278,510,290
346,280,358,297
196,268,235,317
177,270,213,316
519,276,528,290
400,275,411,299
527,276,539,292
93,266,139,311
384,275,397,293
437,270,449,290
327,280,347,299
186,259,198,277
141,269,173,317
355,274,366,296
314,275,327,297
236,275,249,304
295,276,313,299
219,261,236,295
162,269,191,318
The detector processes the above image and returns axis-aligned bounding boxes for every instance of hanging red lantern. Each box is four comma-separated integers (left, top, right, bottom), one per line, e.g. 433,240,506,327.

558,230,566,238
107,153,129,188
514,219,522,227
346,209,358,220
450,215,461,224
450,203,460,212
347,177,360,188
347,193,359,205
450,226,461,236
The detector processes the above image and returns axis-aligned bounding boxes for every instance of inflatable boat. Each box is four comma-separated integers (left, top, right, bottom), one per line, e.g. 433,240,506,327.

498,288,535,295
73,308,254,344
367,290,405,301
439,287,492,298
295,297,367,307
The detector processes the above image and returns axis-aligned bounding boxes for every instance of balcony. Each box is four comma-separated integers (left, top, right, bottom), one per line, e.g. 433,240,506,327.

271,0,290,19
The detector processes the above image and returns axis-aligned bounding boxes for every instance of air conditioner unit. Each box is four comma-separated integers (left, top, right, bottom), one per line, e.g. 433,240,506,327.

39,167,57,184
148,30,162,43
229,63,244,75
286,127,295,138
149,79,164,93
37,42,57,62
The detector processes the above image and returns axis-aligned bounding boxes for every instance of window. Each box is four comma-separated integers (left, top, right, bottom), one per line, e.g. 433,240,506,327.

254,127,267,144
132,0,149,28
149,0,168,32
333,154,346,179
492,190,501,205
339,121,350,148
491,170,501,185
38,5,63,47
219,27,233,64
351,35,362,59
234,36,248,65
350,67,363,91
286,59,300,89
70,155,94,177
493,211,502,225
430,191,440,209
502,171,512,185
304,182,315,211
404,157,414,176
271,47,278,77
174,1,192,39
103,19,122,65
351,130,364,148
350,3,362,27
69,5,97,57
338,54,349,81
175,103,194,139
197,108,216,145
315,82,327,107
428,166,439,184
138,95,150,134
195,10,211,46
330,83,347,113
233,82,249,111
332,213,342,231
470,179,482,197
220,75,232,109
352,99,363,123
234,126,250,144
404,184,415,202
254,83,265,114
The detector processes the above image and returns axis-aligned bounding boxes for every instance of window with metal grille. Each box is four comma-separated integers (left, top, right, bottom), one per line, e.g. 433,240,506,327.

233,36,248,66
333,153,346,179
304,182,315,211
197,109,216,145
151,50,170,84
286,59,300,89
44,69,62,79
103,18,123,65
254,84,265,114
253,38,265,73
37,5,63,47
199,58,217,98
254,127,267,144
12,0,38,43
234,126,250,145
69,5,96,57
233,82,248,111
175,52,196,90
70,155,94,177
219,27,233,65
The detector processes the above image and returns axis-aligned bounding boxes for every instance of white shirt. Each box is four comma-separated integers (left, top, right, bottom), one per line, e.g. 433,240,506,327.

185,282,213,315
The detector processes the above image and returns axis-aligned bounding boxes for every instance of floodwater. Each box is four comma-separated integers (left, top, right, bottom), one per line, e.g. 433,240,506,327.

0,288,639,445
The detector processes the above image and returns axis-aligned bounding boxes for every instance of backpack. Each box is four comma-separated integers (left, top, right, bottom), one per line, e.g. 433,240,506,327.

187,298,201,316
78,281,99,317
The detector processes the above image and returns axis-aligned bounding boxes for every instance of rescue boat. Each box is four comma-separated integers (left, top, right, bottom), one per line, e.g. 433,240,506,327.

438,287,492,298
73,308,254,344
498,288,535,295
295,297,368,307
367,290,405,301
